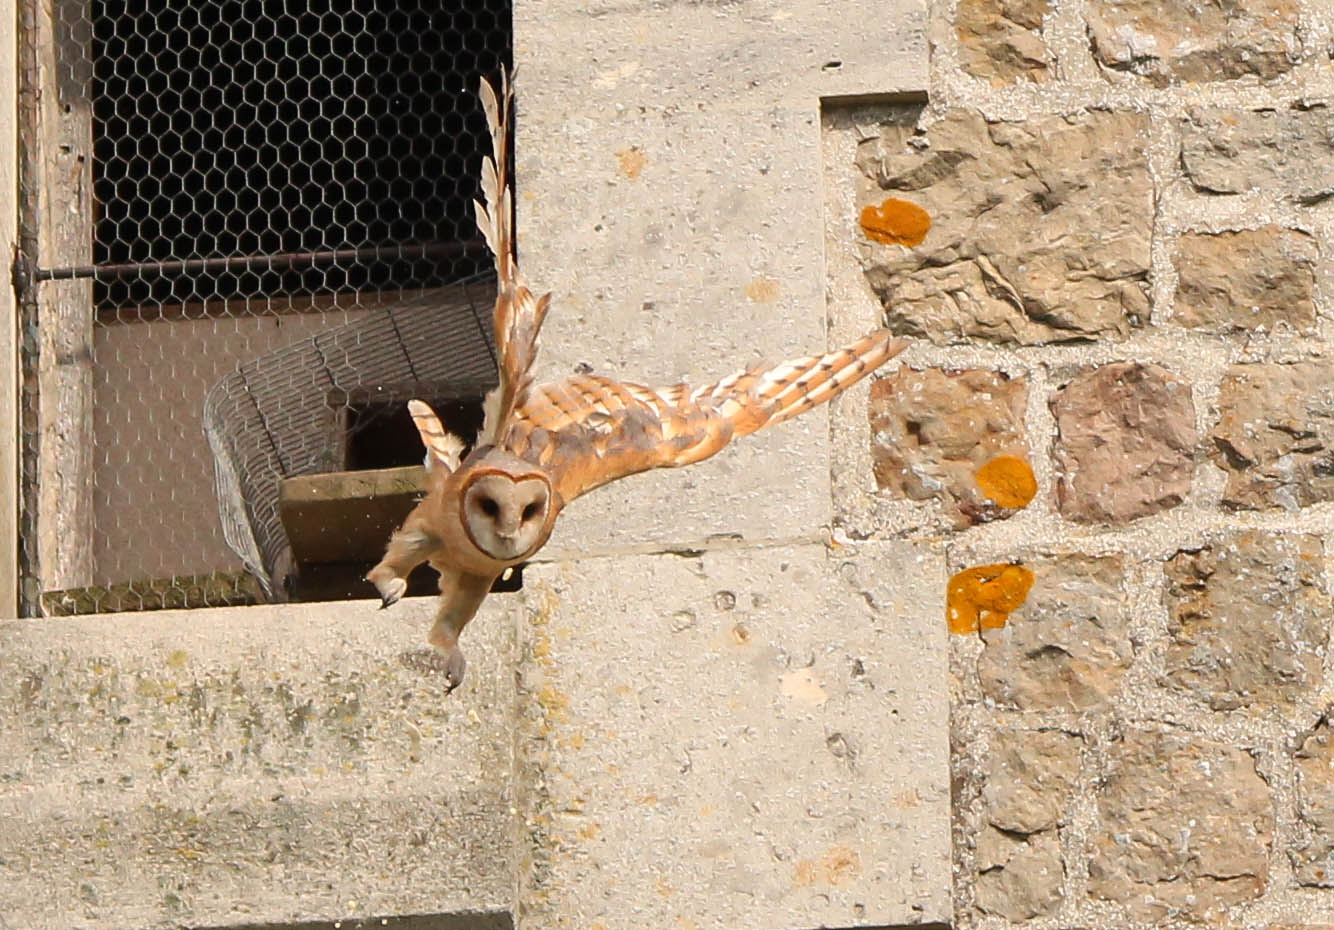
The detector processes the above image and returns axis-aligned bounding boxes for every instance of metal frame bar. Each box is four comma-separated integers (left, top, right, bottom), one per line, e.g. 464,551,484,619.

33,239,487,283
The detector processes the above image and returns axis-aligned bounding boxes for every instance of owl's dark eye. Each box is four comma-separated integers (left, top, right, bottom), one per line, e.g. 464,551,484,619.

522,501,541,521
479,497,500,518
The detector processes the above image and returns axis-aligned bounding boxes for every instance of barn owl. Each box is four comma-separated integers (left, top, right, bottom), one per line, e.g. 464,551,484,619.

367,73,909,690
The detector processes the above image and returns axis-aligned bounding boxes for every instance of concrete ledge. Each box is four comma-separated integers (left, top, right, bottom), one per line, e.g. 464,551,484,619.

0,597,519,930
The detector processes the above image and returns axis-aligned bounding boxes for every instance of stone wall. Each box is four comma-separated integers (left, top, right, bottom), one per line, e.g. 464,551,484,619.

824,0,1334,926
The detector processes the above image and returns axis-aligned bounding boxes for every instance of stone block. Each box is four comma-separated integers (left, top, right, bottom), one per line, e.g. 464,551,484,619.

513,0,927,559
1174,226,1318,333
1212,361,1334,511
0,598,519,930
515,541,950,929
1050,363,1195,524
868,367,1031,528
979,555,1131,711
855,109,1152,345
1163,532,1327,711
974,728,1079,920
975,829,1063,921
1182,108,1334,204
1292,717,1334,886
956,0,1052,85
1087,0,1300,86
1089,728,1272,921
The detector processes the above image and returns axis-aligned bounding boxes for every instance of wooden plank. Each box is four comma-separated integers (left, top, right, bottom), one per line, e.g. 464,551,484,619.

278,465,429,564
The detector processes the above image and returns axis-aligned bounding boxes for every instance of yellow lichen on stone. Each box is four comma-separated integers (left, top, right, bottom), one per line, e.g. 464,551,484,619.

947,563,1036,634
859,197,931,247
976,454,1038,509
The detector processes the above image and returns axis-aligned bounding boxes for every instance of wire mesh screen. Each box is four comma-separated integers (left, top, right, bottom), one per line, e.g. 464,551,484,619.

91,0,507,310
203,278,498,601
24,0,511,615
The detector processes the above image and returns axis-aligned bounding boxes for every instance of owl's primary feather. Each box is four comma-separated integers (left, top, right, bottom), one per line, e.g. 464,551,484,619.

367,72,910,692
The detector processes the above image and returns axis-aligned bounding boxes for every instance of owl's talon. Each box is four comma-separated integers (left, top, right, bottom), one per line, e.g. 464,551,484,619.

367,570,408,609
439,646,467,692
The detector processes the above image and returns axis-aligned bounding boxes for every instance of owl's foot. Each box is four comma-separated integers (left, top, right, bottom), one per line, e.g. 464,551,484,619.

366,565,408,608
398,646,467,692
437,645,467,692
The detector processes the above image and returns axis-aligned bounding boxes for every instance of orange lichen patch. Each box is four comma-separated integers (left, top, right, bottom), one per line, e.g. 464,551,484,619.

793,846,862,888
616,146,647,180
976,454,1038,509
745,275,781,303
947,563,1036,634
859,197,931,247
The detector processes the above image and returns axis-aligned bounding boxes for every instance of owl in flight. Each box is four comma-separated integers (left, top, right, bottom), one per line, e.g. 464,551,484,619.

367,73,908,690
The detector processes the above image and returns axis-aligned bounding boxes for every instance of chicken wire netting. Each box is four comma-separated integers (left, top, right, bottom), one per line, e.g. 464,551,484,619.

20,0,510,615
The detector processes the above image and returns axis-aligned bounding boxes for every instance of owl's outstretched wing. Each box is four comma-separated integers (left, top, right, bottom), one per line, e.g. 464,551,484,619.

501,329,908,505
475,71,553,446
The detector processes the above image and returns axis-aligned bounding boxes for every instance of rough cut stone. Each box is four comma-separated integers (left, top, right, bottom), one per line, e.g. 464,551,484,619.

979,555,1131,711
1182,108,1334,204
856,109,1152,345
980,729,1082,834
1292,717,1334,886
1089,729,1272,921
1212,362,1334,511
974,729,1079,921
956,0,1051,85
868,368,1030,526
1175,226,1318,332
1050,363,1195,523
975,828,1064,921
1087,0,1300,87
1163,532,1327,711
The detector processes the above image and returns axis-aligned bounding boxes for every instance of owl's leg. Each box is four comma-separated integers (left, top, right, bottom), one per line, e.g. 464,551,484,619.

426,571,495,692
366,511,440,608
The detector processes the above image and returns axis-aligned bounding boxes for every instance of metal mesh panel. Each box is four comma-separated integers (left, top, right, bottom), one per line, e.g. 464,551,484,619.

20,0,511,615
204,277,497,599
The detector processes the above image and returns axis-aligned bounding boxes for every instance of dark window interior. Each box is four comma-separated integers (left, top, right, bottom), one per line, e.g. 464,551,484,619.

90,0,511,309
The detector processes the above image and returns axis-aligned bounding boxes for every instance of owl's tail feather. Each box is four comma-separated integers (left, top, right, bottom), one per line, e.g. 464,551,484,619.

698,329,910,439
409,399,466,473
475,71,552,445
474,72,514,286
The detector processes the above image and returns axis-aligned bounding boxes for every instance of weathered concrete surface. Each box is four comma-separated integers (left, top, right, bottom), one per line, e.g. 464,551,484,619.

0,597,518,930
516,541,950,929
514,0,928,560
0,0,16,617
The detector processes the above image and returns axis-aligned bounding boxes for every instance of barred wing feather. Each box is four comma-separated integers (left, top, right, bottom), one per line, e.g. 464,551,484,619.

503,329,908,505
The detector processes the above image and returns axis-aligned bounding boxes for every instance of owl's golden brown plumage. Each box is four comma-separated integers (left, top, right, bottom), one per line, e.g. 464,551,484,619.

367,73,908,690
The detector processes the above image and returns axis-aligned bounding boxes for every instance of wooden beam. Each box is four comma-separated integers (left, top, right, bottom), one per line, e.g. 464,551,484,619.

279,465,429,564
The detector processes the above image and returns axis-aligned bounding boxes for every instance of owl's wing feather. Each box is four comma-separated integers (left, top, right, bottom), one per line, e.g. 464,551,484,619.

408,399,466,473
475,71,553,445
504,329,908,504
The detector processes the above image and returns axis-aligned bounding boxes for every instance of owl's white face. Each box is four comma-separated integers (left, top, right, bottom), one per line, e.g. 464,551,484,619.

460,471,552,562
